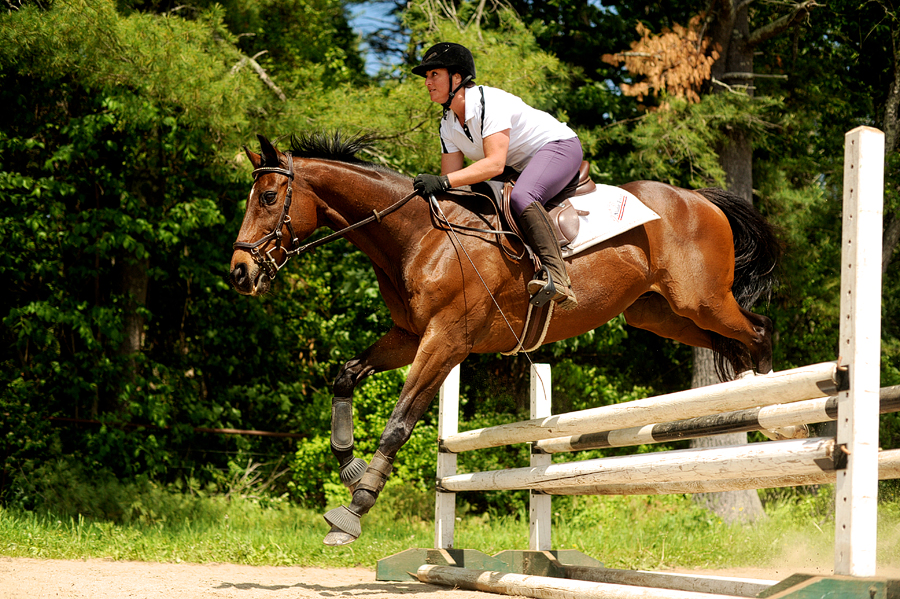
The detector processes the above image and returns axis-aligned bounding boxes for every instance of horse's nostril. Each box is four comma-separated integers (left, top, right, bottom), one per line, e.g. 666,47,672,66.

231,263,248,287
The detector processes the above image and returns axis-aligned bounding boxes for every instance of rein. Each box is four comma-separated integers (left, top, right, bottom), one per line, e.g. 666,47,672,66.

429,189,530,263
233,152,418,279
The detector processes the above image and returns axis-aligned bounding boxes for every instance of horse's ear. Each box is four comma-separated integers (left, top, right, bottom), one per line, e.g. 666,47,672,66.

257,134,280,167
244,145,262,169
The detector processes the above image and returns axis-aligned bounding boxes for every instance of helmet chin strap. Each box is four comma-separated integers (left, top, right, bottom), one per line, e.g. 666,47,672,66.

441,74,473,115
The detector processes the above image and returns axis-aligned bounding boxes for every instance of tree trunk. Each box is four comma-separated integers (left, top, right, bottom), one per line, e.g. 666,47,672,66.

119,257,149,360
94,257,149,416
690,348,766,523
881,11,900,273
688,1,765,524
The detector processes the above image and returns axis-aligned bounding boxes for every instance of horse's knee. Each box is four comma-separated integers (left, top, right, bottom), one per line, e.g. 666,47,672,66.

333,358,364,397
379,418,418,456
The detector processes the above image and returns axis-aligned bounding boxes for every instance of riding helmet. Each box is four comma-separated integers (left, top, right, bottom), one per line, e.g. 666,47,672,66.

412,42,476,80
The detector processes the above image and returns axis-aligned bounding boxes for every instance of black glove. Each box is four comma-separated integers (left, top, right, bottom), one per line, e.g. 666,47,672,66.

414,173,451,196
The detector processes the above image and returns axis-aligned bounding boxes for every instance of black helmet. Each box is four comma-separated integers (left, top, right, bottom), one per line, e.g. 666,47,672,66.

412,42,476,80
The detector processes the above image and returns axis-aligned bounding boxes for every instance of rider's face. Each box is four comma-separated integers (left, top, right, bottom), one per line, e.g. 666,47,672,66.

425,68,456,104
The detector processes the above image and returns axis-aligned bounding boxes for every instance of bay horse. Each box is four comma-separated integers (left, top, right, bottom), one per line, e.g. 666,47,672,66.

229,132,780,546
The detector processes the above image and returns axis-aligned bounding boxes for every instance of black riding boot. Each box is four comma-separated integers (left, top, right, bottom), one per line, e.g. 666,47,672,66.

518,202,577,309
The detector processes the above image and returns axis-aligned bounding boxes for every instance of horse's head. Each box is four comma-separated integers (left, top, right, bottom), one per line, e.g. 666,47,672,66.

230,135,319,295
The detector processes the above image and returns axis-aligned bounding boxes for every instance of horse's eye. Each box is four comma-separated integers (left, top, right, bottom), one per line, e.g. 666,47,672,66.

261,191,278,206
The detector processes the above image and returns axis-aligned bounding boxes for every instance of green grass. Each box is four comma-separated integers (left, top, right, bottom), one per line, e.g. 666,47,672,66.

2,481,899,572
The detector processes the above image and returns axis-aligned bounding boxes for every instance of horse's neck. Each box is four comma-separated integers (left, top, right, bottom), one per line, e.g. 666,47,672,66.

312,162,422,266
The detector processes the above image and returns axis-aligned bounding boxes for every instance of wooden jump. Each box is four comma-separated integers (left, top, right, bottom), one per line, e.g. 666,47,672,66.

417,565,753,599
441,362,840,454
534,385,900,454
547,448,900,495
440,437,840,493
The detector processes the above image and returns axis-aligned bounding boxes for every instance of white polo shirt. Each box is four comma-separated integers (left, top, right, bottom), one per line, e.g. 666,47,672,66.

439,85,577,173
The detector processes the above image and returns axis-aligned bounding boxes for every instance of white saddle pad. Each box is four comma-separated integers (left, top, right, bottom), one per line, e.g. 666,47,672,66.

483,181,660,259
560,184,661,258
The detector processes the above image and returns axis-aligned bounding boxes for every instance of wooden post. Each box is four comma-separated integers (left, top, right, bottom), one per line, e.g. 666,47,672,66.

835,126,884,576
530,364,552,551
435,364,460,549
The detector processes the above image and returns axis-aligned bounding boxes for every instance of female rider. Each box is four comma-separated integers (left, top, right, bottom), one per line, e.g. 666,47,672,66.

412,42,582,308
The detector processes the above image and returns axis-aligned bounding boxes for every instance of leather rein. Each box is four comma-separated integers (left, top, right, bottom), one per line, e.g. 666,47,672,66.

232,152,419,279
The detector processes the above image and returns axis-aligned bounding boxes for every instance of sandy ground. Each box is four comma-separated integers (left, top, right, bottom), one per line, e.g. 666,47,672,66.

3,557,900,599
0,558,497,599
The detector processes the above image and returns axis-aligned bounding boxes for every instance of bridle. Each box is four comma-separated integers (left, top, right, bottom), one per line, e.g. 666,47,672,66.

232,152,301,280
233,151,419,280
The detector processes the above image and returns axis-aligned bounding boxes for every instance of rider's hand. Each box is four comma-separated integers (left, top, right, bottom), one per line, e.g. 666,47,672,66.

414,173,451,196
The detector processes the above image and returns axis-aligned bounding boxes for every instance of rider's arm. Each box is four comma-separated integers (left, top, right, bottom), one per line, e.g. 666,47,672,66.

440,151,465,176
442,129,510,188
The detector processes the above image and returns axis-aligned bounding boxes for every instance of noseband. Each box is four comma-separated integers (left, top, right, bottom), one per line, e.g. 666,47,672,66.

233,152,420,281
232,153,300,279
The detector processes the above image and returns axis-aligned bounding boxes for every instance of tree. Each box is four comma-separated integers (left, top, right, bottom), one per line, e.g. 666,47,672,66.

0,0,374,487
603,1,819,523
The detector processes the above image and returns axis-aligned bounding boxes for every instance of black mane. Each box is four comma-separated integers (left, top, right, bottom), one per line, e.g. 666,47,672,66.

289,131,381,167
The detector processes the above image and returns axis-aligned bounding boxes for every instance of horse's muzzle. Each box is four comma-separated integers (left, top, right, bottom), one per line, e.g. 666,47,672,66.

230,261,270,296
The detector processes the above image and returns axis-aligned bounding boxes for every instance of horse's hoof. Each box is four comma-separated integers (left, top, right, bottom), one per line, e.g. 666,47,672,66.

323,505,361,546
323,527,358,546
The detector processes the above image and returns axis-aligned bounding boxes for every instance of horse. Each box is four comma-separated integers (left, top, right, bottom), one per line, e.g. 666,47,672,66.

229,131,781,547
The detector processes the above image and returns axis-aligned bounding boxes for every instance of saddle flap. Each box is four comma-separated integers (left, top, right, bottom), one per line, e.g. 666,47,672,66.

498,160,596,248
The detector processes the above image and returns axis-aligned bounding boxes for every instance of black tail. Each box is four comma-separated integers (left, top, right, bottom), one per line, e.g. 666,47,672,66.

697,188,782,379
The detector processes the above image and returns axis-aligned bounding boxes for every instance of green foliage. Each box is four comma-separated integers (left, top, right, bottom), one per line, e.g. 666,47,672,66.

0,0,264,481
3,0,900,531
0,0,377,498
590,92,783,189
3,478,900,570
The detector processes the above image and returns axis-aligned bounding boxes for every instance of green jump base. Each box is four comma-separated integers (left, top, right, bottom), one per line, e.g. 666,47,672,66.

376,548,507,581
759,574,899,598
376,548,600,581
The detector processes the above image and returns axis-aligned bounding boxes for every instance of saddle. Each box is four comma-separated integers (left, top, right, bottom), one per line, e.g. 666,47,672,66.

498,161,594,247
434,163,596,356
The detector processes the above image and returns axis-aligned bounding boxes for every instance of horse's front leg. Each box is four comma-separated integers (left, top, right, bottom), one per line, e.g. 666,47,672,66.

330,326,419,492
324,337,468,546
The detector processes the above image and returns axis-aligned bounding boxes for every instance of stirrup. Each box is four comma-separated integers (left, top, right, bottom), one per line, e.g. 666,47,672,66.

529,265,557,307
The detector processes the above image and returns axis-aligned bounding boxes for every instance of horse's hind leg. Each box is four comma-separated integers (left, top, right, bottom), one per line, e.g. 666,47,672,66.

736,306,774,373
625,293,716,349
330,326,419,491
624,293,773,376
680,293,773,376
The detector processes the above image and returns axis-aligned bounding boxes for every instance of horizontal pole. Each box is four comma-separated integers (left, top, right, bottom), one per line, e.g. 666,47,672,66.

439,437,836,493
416,565,748,599
535,385,900,454
547,449,900,496
442,362,839,454
563,566,776,598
